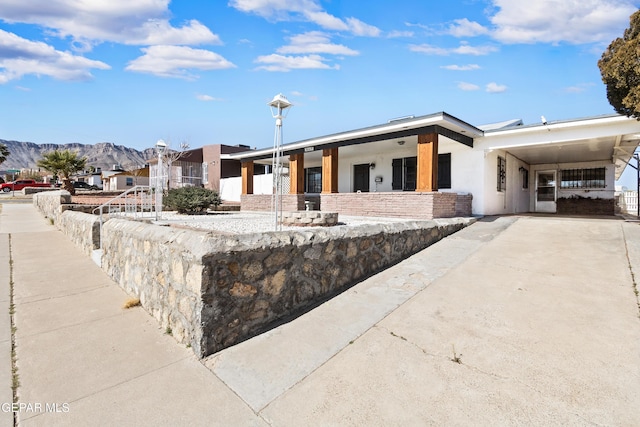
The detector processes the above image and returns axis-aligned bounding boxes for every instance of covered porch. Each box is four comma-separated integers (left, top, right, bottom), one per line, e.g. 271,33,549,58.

231,113,483,220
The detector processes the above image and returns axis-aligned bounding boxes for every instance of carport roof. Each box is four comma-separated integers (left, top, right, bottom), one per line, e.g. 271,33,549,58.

482,114,640,180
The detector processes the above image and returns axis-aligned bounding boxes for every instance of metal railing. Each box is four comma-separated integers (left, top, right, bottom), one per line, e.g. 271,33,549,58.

93,186,159,249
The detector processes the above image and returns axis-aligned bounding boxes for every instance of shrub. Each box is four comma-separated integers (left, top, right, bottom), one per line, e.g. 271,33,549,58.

163,187,221,214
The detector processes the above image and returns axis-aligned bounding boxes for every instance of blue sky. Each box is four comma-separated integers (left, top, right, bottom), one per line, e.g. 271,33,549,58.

1,0,640,185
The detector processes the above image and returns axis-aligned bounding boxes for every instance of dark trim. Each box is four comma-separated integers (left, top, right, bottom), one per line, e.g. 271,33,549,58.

240,125,473,162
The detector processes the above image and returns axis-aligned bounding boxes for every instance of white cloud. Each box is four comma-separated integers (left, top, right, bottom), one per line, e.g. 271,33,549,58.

486,82,507,93
489,0,638,44
409,44,449,55
229,0,380,36
0,0,220,50
276,32,359,55
410,43,497,56
254,53,339,72
196,94,223,101
387,30,414,38
0,29,110,83
564,82,595,93
126,45,236,79
458,82,480,91
441,64,481,71
447,18,490,37
346,17,381,37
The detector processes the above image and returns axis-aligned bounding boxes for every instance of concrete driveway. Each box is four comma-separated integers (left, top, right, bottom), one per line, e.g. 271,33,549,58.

2,202,640,426
209,215,640,426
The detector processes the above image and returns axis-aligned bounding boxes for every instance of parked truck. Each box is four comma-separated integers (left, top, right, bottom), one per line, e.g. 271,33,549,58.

0,179,53,192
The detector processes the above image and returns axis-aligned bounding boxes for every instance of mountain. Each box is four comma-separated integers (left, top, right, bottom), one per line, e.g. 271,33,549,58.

0,140,156,172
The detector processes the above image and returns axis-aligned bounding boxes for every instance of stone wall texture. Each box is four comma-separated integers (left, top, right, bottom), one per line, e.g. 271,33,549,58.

57,211,102,256
33,191,104,255
101,217,473,357
33,190,72,224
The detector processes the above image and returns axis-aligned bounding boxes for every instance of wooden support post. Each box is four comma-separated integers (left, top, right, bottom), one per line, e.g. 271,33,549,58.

289,153,305,194
417,133,438,192
322,148,339,193
241,161,254,195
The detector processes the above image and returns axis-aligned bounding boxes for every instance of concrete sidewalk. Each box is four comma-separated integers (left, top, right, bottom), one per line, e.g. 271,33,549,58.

1,203,640,426
0,204,264,426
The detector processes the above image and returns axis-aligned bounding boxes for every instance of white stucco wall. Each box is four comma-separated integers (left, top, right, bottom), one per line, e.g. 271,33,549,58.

220,174,274,202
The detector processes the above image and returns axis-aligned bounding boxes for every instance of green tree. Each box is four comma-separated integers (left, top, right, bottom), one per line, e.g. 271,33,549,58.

0,143,8,166
598,10,640,118
37,149,87,195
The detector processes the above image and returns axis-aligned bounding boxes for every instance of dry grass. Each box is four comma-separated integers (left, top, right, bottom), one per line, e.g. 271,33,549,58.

122,298,141,309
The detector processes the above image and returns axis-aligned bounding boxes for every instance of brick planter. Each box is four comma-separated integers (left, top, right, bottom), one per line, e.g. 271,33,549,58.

557,196,615,215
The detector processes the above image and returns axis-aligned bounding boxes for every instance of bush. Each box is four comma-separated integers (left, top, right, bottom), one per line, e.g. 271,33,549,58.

163,187,221,214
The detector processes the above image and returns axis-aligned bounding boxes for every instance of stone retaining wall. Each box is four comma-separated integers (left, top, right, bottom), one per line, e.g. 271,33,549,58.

33,190,72,224
57,211,102,256
101,217,473,357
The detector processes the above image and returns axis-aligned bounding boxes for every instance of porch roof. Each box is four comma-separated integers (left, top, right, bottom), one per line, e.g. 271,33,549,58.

225,111,483,162
482,114,640,180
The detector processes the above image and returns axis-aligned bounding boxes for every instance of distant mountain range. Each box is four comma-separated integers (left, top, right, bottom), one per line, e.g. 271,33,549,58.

0,140,156,172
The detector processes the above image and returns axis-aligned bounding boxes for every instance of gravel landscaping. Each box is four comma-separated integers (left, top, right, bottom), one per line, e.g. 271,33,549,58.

155,211,419,235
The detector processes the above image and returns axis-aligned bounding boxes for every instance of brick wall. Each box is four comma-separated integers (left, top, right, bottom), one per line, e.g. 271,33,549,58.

455,194,473,217
241,194,306,211
320,192,470,219
557,197,615,215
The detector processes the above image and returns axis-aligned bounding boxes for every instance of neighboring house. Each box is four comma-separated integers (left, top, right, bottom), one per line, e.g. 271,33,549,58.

73,168,104,189
148,144,266,195
226,112,640,218
103,167,149,191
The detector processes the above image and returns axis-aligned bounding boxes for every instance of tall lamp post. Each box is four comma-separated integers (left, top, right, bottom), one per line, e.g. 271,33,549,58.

155,139,167,220
268,93,293,230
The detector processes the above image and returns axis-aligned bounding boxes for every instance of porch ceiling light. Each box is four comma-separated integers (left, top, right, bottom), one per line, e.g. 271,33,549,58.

397,140,405,145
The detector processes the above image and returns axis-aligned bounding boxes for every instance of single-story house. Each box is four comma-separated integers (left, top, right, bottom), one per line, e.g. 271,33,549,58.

223,112,640,218
103,167,149,191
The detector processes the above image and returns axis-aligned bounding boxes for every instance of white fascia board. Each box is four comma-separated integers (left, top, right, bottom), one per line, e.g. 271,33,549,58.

484,114,630,138
227,112,483,160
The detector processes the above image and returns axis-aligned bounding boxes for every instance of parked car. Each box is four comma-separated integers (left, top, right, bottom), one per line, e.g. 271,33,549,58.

0,179,53,192
72,181,99,190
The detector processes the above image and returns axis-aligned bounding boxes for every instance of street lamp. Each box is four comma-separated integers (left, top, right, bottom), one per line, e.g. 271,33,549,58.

268,93,293,230
155,139,167,219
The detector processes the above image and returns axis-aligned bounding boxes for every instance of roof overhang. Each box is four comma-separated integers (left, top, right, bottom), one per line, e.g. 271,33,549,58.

225,112,483,162
482,114,640,180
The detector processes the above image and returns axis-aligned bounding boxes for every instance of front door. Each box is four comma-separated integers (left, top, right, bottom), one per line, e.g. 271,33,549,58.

353,164,370,192
535,170,556,213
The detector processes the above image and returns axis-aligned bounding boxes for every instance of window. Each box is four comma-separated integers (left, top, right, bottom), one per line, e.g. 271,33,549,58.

560,168,606,189
304,167,322,193
497,156,506,192
521,168,529,189
438,153,451,189
202,162,208,184
392,157,416,190
393,154,451,190
126,177,133,186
